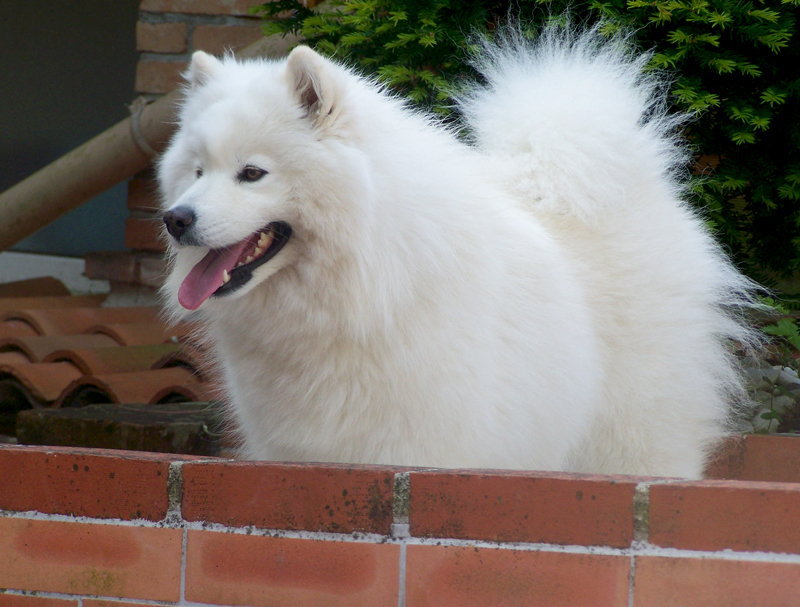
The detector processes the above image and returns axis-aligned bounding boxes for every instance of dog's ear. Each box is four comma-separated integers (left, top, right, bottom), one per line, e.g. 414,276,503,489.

285,46,340,126
187,51,223,89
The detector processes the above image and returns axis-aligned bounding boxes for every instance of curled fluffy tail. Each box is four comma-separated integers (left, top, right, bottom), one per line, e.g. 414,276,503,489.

458,23,689,221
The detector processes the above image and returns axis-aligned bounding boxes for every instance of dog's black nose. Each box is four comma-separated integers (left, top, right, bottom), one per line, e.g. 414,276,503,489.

163,206,195,240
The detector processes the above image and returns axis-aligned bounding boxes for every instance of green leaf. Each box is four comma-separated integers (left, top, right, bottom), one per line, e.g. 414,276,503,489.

419,32,438,48
763,319,800,351
757,30,792,51
778,183,800,200
730,130,756,144
709,57,736,73
721,175,749,190
736,61,762,77
340,32,370,46
748,9,780,23
761,88,788,107
384,32,419,50
707,10,732,28
388,11,407,24
729,105,755,123
749,113,771,131
260,21,284,37
651,52,679,69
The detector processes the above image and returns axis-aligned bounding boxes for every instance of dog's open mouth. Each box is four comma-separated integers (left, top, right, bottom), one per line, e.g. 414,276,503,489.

178,221,291,310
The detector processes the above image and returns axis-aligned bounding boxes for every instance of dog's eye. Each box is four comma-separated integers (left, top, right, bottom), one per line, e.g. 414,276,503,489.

238,166,267,183
196,168,203,178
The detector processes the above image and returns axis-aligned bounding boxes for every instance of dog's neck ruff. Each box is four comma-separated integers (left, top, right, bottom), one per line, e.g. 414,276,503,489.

178,221,291,310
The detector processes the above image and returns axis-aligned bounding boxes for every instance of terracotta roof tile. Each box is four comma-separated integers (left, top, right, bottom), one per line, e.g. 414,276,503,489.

0,334,119,362
0,277,72,298
0,320,39,339
44,344,181,375
0,281,223,454
0,306,159,336
0,351,32,365
0,295,106,315
151,345,215,381
85,322,178,346
56,367,210,408
0,361,84,405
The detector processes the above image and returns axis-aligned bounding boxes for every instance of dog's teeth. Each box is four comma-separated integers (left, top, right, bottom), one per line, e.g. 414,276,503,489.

259,232,274,248
254,246,263,257
222,270,230,284
245,255,253,264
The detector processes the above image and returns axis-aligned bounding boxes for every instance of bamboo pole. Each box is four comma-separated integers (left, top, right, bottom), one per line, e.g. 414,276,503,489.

0,34,298,252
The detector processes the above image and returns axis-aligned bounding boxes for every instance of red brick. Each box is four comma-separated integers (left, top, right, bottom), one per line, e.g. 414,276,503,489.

0,445,190,520
84,251,139,284
125,216,166,252
705,435,746,479
0,518,182,600
127,175,161,212
406,545,629,607
741,435,800,483
0,597,77,607
182,461,395,534
633,556,800,607
707,435,800,483
84,251,166,287
185,529,399,606
409,470,641,548
84,601,173,607
135,60,187,94
193,25,263,55
650,479,800,553
137,21,187,53
140,0,264,15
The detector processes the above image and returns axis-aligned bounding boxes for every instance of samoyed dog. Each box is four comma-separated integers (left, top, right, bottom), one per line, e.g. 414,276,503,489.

159,26,757,478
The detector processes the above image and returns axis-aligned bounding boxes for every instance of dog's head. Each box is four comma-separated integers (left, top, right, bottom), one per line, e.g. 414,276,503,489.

159,46,363,315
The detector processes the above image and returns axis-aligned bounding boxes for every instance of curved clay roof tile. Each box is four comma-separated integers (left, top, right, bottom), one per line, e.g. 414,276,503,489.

0,334,118,363
85,322,175,346
0,307,159,336
0,320,39,340
151,345,217,382
85,321,200,347
0,295,106,315
0,351,32,365
44,344,180,376
56,367,207,408
0,277,71,298
0,362,83,404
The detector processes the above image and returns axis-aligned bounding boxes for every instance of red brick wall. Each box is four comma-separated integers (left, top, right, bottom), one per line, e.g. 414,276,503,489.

136,0,266,95
2,436,800,606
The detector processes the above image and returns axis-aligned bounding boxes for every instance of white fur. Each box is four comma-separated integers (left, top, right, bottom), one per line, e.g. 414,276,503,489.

159,27,758,477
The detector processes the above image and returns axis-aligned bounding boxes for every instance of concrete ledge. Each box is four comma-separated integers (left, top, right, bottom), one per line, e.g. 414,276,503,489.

16,402,224,456
0,252,109,295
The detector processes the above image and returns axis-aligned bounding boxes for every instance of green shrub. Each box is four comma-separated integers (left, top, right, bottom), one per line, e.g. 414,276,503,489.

253,0,800,288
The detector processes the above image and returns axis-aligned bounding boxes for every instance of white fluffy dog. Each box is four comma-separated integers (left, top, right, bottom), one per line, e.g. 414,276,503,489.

159,26,757,478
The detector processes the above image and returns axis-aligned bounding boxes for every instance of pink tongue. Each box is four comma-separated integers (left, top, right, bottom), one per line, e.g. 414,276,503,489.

178,241,250,310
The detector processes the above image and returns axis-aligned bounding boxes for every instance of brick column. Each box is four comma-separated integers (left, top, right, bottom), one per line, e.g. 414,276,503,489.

86,0,276,297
